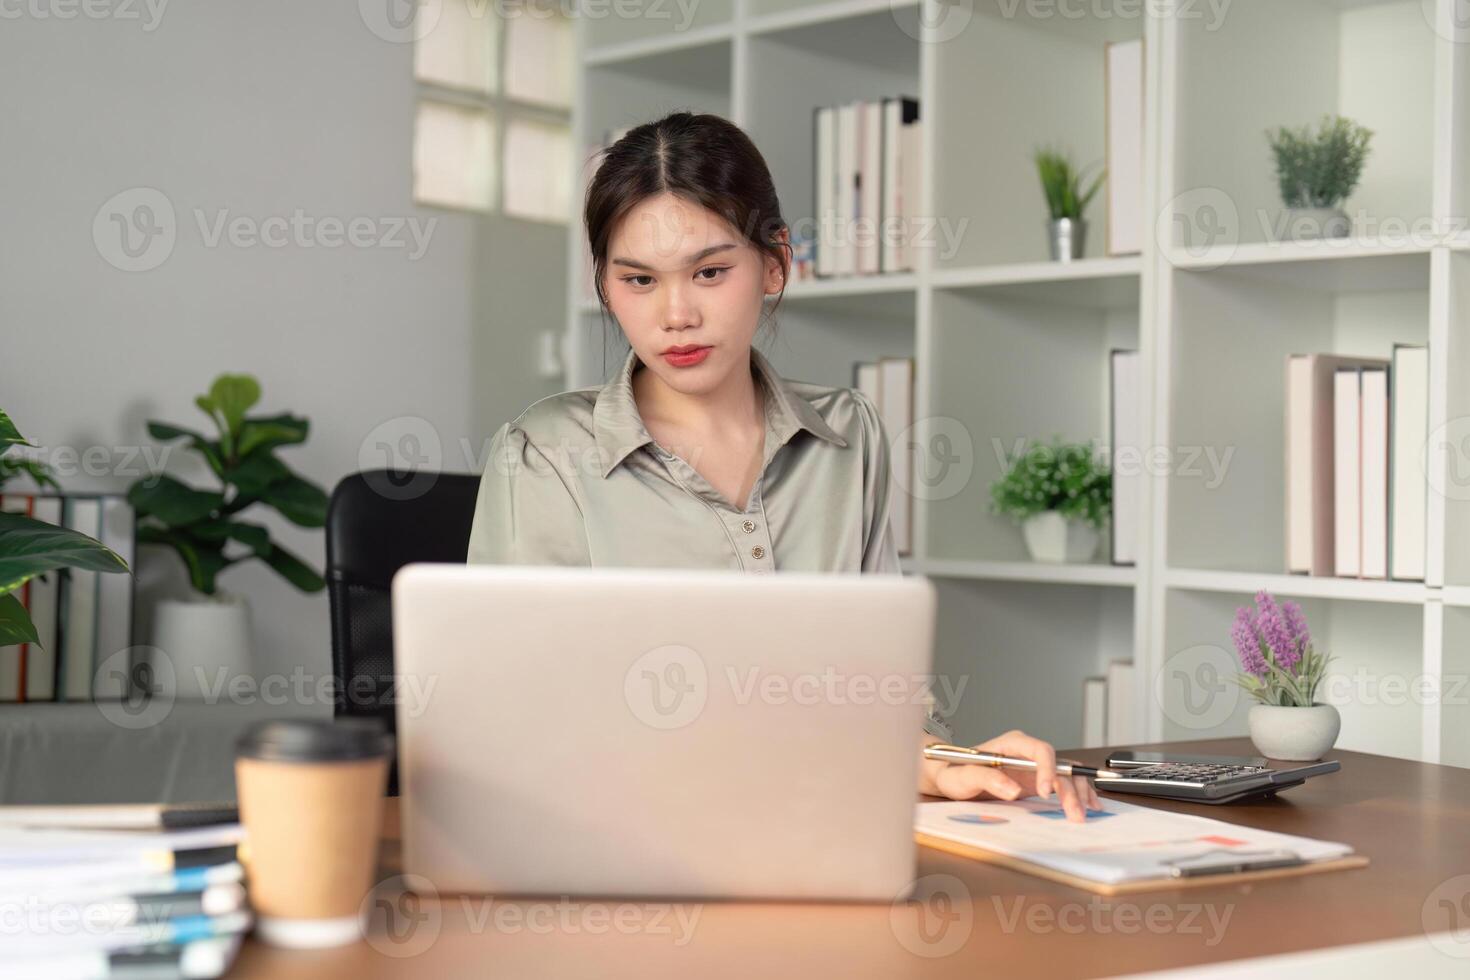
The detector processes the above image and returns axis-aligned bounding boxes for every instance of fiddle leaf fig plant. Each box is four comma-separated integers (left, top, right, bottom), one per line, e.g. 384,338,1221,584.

0,410,129,647
128,374,328,597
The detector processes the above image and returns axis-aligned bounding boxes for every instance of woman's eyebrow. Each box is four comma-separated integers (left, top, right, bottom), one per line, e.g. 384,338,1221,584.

610,243,738,270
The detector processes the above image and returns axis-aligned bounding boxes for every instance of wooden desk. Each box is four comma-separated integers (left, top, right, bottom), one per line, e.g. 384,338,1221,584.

232,738,1470,978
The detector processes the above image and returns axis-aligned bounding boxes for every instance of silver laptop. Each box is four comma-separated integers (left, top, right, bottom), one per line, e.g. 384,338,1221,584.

391,563,937,901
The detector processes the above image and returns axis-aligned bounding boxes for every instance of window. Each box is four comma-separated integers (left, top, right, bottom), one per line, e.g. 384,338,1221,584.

412,0,574,222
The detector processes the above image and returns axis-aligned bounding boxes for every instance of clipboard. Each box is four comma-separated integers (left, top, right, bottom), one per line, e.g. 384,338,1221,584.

915,831,1370,896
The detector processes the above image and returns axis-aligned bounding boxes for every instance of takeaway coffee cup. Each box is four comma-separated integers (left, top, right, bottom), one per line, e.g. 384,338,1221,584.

235,717,394,948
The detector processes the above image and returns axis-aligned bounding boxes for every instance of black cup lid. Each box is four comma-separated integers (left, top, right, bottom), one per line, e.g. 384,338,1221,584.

236,717,393,763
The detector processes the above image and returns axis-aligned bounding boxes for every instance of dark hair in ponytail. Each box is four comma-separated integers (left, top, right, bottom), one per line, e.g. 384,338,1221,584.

582,112,789,368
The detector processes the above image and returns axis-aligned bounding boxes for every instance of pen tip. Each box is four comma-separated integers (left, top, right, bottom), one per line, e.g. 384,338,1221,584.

1096,769,1122,779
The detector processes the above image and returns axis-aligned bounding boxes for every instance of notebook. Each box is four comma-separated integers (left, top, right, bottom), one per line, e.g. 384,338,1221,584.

915,796,1366,895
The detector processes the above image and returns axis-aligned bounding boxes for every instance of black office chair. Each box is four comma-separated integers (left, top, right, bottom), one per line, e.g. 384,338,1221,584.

325,469,481,796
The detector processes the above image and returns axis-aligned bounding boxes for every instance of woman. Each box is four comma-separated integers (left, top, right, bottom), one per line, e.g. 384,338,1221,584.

467,111,1101,822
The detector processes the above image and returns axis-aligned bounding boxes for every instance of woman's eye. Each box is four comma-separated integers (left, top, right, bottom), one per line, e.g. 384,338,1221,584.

697,266,729,281
622,275,653,287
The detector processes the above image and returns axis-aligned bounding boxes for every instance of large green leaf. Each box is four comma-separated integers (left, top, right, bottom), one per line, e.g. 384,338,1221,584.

261,540,325,592
261,473,328,527
225,451,288,496
0,410,34,451
128,475,224,526
209,375,261,442
0,512,130,596
0,592,40,647
188,518,272,553
0,457,61,492
146,422,225,477
237,414,309,458
137,524,229,595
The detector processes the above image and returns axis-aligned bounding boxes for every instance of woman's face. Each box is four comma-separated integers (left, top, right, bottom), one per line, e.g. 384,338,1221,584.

602,192,785,397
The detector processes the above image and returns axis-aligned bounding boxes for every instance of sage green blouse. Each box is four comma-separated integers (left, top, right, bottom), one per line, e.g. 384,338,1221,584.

465,345,950,740
466,345,902,575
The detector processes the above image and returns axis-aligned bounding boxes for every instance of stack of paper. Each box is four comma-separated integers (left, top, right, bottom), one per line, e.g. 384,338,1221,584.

0,822,250,978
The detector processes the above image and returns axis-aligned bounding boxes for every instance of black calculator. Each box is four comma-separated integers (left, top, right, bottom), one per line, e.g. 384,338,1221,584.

1094,751,1341,804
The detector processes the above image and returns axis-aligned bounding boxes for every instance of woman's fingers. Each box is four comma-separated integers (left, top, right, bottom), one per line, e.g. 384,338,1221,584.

934,763,1024,802
1054,771,1085,822
1079,776,1102,810
974,730,1059,799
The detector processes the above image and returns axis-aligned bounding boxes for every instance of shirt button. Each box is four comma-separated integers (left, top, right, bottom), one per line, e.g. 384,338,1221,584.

742,520,756,533
751,545,766,559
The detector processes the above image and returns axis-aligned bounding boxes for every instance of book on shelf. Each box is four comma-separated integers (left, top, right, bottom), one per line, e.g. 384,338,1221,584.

1105,660,1134,746
1081,676,1107,749
814,96,920,280
1331,366,1392,580
852,357,915,556
1104,38,1144,257
1389,345,1428,581
0,493,136,702
1109,349,1141,566
1284,353,1390,578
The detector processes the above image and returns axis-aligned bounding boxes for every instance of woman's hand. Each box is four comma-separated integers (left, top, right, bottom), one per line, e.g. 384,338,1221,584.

918,729,1102,823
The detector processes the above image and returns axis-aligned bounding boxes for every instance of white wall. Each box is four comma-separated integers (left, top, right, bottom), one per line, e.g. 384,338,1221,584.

0,1,564,685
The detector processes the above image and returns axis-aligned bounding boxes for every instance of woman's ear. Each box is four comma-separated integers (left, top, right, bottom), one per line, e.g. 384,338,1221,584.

763,227,791,296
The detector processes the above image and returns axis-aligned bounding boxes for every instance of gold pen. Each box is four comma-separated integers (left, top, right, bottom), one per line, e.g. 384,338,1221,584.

924,743,1121,779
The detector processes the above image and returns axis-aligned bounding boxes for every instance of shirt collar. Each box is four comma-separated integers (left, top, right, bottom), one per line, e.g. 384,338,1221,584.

592,346,849,479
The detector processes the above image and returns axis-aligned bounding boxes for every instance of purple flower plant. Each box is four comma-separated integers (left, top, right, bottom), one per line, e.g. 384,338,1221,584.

1231,590,1311,676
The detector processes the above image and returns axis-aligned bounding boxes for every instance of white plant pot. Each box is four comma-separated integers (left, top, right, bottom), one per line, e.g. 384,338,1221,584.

1021,511,1099,563
149,594,253,700
1248,703,1341,761
1278,207,1350,241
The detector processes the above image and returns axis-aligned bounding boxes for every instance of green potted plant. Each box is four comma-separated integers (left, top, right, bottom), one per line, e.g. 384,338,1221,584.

989,438,1111,563
0,410,129,652
1034,146,1105,262
1265,114,1373,240
128,374,327,697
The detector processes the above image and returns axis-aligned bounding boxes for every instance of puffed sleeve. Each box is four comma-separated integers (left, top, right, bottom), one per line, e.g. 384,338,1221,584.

466,422,591,566
852,390,904,576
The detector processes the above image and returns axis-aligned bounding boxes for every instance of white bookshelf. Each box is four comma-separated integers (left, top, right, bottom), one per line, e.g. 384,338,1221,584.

563,0,1470,765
